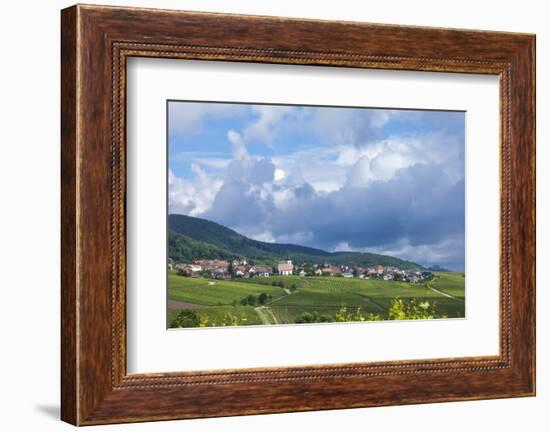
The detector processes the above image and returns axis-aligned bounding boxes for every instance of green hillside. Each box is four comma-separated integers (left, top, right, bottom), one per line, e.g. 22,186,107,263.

168,273,465,328
169,214,329,258
168,214,424,270
168,230,237,263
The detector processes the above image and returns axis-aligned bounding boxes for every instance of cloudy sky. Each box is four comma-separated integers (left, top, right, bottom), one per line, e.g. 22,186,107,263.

168,101,465,271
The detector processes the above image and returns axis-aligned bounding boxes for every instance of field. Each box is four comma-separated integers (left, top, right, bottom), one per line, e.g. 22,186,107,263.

167,272,465,328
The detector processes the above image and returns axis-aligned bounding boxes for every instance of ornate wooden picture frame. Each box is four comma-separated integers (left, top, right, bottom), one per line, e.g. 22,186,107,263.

61,4,535,425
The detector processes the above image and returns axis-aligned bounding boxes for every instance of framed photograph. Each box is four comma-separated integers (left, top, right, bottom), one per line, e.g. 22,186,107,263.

61,4,535,425
164,101,467,330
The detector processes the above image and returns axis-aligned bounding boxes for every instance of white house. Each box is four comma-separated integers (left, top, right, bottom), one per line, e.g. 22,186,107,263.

253,266,272,277
277,260,294,276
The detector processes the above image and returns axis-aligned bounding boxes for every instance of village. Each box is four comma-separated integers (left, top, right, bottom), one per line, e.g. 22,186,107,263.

170,258,433,284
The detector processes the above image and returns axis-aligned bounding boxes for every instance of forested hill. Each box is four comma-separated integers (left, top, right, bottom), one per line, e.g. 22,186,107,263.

168,214,424,270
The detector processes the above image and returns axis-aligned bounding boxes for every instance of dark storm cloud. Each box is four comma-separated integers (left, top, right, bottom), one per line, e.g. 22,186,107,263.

201,158,465,270
272,163,464,249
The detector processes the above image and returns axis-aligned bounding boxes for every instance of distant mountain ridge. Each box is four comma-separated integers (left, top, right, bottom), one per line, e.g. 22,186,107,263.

168,214,424,270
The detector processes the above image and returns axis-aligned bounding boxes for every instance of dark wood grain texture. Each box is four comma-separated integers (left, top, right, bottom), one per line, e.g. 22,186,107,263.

60,4,535,425
61,5,79,425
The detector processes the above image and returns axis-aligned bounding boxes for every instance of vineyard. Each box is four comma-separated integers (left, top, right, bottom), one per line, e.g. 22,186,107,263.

167,272,465,328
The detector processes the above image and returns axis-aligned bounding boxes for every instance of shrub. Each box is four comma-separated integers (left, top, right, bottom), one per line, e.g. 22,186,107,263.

334,305,382,322
221,313,239,326
295,311,335,324
388,298,439,320
171,310,201,328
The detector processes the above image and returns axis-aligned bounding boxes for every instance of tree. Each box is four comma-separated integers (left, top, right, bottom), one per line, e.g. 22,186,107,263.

240,294,257,306
295,311,320,323
258,292,268,305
